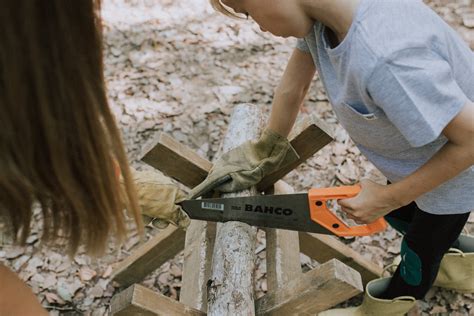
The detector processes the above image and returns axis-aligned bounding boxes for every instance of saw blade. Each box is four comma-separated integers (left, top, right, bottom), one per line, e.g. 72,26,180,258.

180,194,334,235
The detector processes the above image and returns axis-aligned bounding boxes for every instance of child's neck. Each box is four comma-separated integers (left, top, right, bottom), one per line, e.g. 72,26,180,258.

301,0,361,43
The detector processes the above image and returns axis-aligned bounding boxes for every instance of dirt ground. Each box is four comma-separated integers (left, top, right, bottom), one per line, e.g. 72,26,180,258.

0,0,473,315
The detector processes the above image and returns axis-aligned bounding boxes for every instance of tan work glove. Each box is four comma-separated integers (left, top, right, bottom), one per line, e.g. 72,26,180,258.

131,169,190,229
189,129,299,199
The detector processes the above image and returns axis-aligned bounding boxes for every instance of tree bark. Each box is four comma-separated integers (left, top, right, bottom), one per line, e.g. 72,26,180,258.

206,104,264,316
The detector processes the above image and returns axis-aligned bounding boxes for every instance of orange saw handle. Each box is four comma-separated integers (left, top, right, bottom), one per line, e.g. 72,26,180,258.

308,185,387,237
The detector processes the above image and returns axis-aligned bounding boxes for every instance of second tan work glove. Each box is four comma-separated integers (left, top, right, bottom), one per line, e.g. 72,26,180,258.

189,129,299,199
131,169,191,229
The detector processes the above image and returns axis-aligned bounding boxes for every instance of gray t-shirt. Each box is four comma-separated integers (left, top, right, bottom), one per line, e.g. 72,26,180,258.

296,0,473,214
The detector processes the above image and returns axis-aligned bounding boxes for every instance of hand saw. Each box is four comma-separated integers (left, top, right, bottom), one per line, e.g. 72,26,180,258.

180,185,387,237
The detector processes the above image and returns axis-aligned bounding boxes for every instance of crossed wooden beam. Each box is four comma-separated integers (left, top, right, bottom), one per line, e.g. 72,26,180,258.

110,106,383,315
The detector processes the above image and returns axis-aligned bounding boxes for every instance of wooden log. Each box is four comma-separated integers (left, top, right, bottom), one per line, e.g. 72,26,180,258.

179,220,216,312
207,104,264,316
299,232,382,286
141,133,212,188
265,181,301,291
257,114,333,191
111,226,185,287
110,284,204,316
255,259,363,315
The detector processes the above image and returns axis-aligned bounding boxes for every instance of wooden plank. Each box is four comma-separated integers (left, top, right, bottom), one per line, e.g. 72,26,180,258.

257,114,333,191
299,232,382,286
111,226,185,287
265,181,301,291
207,104,263,316
180,220,216,312
255,259,363,315
141,133,212,188
141,113,331,191
110,284,205,316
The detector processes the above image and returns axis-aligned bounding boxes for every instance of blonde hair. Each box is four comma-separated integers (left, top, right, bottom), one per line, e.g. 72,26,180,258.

209,0,244,18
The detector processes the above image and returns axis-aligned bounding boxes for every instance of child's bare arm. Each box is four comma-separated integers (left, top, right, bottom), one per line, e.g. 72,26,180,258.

188,48,313,197
268,48,315,137
389,101,474,205
340,101,474,223
0,264,48,315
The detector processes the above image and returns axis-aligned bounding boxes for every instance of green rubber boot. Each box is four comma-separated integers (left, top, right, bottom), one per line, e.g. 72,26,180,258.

318,277,416,316
434,234,474,293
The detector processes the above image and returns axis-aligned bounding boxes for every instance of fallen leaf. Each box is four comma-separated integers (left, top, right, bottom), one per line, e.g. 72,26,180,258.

102,265,113,279
44,292,65,305
4,246,24,259
79,267,97,282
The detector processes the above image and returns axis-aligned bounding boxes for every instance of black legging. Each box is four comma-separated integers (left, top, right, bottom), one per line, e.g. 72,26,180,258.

380,201,470,299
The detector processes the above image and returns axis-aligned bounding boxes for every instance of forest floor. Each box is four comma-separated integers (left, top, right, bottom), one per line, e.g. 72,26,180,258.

0,0,473,315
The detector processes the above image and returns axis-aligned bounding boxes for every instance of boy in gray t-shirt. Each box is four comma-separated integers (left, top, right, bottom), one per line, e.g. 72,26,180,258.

195,0,474,313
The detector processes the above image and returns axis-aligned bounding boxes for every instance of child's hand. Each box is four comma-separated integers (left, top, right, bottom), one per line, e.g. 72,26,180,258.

338,179,403,224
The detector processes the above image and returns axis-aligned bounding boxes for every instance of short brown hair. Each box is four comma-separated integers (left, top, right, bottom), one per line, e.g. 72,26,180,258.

0,0,142,255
